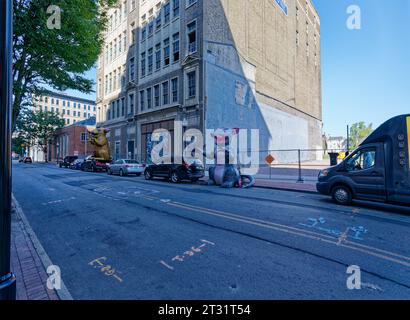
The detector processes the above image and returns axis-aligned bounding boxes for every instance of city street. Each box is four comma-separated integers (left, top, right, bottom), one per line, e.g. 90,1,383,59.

12,162,410,300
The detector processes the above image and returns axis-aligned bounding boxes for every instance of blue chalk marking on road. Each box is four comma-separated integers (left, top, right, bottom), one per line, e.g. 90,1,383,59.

299,217,368,241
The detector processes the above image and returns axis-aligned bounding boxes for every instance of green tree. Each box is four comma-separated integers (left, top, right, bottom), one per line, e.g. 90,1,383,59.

349,122,374,150
12,135,30,156
12,0,117,129
16,110,65,162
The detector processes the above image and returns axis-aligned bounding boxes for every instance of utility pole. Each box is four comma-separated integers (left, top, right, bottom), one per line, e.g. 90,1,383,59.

346,125,350,152
0,0,16,300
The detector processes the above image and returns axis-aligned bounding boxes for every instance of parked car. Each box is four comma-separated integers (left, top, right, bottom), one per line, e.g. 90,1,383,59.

59,156,78,168
20,156,32,164
107,159,145,177
81,156,110,172
69,158,85,170
144,159,205,183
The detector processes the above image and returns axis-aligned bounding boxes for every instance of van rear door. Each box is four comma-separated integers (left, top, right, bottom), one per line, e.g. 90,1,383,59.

390,117,410,204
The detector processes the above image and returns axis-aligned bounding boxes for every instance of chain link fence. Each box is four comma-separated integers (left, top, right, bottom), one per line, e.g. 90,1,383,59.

111,148,348,183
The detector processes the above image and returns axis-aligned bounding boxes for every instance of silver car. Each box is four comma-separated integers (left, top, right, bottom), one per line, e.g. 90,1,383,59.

107,159,145,177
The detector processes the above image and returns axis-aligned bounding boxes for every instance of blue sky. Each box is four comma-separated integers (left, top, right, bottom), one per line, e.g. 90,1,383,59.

66,0,410,137
314,0,410,136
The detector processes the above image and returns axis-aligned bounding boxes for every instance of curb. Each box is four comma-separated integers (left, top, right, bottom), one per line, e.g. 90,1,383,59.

254,185,318,194
12,194,74,300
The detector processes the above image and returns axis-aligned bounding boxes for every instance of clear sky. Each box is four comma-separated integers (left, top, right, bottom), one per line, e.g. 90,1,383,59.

314,0,410,137
65,0,410,137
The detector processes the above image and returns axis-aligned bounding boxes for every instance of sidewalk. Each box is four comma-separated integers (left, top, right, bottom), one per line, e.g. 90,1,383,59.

10,197,60,300
254,178,317,193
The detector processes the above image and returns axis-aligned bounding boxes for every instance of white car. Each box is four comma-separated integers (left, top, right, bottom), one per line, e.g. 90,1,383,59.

107,159,145,177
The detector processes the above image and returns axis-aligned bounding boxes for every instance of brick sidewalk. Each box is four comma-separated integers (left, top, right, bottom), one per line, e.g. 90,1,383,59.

11,201,60,300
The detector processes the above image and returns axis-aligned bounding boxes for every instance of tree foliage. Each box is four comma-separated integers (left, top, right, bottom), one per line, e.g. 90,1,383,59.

349,122,374,150
15,110,65,162
13,0,117,128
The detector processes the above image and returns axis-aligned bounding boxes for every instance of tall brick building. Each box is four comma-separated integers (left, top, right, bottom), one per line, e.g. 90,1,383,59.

96,0,322,162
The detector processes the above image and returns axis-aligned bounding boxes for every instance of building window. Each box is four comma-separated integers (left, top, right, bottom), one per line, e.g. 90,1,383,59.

128,94,134,115
187,71,196,98
154,84,160,107
163,38,170,66
121,98,125,116
171,77,178,103
148,48,154,74
113,70,117,91
140,90,145,111
186,0,197,7
123,31,127,51
187,20,197,54
116,100,120,118
172,33,180,62
164,1,171,24
156,12,162,30
129,57,135,81
131,22,136,44
146,88,152,109
155,43,161,70
162,81,169,105
148,21,154,37
141,52,146,77
173,0,180,17
141,26,147,41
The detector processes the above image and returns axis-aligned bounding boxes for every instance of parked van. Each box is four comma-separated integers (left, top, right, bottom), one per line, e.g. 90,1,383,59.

317,114,410,206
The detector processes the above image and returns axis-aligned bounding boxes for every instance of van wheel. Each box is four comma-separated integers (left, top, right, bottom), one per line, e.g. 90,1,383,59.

332,185,352,205
171,171,180,183
119,169,124,177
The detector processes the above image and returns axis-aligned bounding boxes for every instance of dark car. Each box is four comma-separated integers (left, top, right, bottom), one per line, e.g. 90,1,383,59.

81,156,110,172
69,158,85,170
21,156,32,163
144,159,205,183
59,156,78,168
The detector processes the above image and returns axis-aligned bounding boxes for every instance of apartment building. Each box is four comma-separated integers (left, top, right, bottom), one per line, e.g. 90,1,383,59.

33,92,96,127
97,0,322,163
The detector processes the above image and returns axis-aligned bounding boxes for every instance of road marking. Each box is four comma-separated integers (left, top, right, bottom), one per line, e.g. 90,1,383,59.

160,239,215,271
337,227,350,245
42,197,76,206
89,257,123,283
159,260,174,271
166,201,410,268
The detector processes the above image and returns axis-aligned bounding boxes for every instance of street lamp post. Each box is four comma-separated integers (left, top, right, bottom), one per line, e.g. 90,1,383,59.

0,0,16,300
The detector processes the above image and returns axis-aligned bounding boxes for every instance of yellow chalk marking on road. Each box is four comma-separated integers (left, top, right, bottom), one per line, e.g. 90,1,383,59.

337,227,350,245
159,260,175,271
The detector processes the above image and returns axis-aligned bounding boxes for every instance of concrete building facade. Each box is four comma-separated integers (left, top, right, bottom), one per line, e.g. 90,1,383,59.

97,0,322,163
33,92,96,127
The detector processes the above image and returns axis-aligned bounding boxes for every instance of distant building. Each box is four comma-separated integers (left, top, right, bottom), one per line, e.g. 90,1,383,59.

32,92,97,127
30,117,97,162
96,0,322,162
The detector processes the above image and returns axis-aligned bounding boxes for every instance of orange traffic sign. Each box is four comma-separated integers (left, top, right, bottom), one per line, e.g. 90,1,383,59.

265,154,275,164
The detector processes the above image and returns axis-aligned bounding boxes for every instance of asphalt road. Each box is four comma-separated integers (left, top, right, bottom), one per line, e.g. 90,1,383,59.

12,162,410,299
